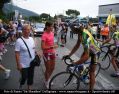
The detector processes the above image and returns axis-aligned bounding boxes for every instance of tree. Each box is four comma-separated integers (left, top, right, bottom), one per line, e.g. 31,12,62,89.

40,13,50,19
56,14,67,22
40,13,51,22
66,9,80,18
0,0,10,15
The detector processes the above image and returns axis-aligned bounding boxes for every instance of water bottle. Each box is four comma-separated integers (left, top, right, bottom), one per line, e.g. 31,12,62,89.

83,66,89,76
83,75,89,84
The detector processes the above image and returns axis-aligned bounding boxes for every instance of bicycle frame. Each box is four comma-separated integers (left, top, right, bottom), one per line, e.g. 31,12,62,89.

49,58,101,90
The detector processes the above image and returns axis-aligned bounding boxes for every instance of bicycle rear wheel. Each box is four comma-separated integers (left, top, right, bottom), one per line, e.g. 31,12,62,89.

49,72,79,90
98,51,111,70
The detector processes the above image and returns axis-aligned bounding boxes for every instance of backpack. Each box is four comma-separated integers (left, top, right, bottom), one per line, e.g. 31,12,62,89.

83,29,101,54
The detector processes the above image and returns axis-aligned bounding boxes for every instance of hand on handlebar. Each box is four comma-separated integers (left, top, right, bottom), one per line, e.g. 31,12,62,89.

62,55,70,60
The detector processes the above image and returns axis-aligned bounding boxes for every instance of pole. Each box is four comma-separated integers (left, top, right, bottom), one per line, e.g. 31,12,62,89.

10,0,13,20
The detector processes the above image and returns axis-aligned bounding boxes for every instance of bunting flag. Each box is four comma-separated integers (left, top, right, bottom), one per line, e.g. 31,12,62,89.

106,14,116,26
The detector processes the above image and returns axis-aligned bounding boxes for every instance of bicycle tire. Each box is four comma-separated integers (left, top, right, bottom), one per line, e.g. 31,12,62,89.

49,71,80,90
98,51,111,70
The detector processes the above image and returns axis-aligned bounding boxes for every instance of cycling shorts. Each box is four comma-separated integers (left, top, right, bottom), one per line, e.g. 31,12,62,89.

90,52,97,65
43,53,55,61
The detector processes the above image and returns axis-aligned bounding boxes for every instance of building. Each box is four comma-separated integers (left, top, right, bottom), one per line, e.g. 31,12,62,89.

98,3,119,23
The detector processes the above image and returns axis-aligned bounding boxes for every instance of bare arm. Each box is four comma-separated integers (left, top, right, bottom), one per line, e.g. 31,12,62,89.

15,51,22,71
69,34,81,57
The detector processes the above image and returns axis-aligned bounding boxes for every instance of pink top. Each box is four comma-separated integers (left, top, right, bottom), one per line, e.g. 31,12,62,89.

41,31,55,53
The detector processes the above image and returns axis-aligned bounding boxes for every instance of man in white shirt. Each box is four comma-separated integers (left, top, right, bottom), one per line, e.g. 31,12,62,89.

15,24,35,90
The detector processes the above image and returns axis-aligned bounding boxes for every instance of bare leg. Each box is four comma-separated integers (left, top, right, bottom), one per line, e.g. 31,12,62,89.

28,85,32,90
0,64,7,71
44,60,55,82
89,64,96,91
111,57,119,72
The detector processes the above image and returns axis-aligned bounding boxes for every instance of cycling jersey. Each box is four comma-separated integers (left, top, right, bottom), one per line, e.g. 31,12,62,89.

112,31,119,47
82,29,101,54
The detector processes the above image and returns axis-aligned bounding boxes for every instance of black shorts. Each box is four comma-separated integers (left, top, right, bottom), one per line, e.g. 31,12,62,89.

20,67,34,86
90,52,97,65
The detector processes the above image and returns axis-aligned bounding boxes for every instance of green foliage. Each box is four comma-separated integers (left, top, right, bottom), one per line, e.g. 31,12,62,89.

29,13,55,23
0,0,11,4
66,9,80,17
0,0,10,9
0,0,10,17
40,13,50,18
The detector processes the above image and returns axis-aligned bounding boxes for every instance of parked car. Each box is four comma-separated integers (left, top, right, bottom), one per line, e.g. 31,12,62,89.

33,23,45,37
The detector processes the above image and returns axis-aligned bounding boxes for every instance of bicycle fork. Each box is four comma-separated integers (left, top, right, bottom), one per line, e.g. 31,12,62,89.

63,74,75,87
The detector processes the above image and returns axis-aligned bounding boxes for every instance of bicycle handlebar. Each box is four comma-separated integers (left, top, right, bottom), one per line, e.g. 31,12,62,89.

63,56,91,66
63,57,74,65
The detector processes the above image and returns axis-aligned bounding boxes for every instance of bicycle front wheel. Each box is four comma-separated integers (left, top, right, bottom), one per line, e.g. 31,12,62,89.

49,72,79,90
98,51,111,70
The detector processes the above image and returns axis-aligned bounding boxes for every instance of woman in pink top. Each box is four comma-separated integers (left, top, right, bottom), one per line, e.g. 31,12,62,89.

41,22,58,88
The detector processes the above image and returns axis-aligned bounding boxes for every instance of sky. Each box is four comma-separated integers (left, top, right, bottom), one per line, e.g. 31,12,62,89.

13,0,119,17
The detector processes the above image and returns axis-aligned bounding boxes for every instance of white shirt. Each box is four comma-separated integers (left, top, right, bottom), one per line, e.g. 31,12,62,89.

15,37,35,68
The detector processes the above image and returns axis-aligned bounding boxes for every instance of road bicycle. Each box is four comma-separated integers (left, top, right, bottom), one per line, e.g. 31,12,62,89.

49,57,101,90
98,43,119,70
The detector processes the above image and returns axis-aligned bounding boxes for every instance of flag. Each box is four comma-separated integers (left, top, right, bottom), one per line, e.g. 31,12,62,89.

106,14,116,26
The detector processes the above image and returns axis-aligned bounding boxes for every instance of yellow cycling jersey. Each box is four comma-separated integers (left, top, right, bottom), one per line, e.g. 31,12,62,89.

112,31,119,47
82,29,101,54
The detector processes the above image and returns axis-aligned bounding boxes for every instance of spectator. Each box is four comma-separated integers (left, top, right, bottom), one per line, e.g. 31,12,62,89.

89,24,97,39
15,24,36,90
70,24,74,38
100,24,109,41
97,24,101,39
60,24,68,46
0,27,8,61
41,21,58,89
17,20,23,38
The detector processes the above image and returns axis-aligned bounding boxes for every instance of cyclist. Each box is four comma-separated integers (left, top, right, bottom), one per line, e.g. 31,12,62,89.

102,29,119,77
63,24,101,91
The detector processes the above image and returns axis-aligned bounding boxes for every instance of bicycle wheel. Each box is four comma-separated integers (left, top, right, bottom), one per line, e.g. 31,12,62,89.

98,51,111,70
49,72,79,90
